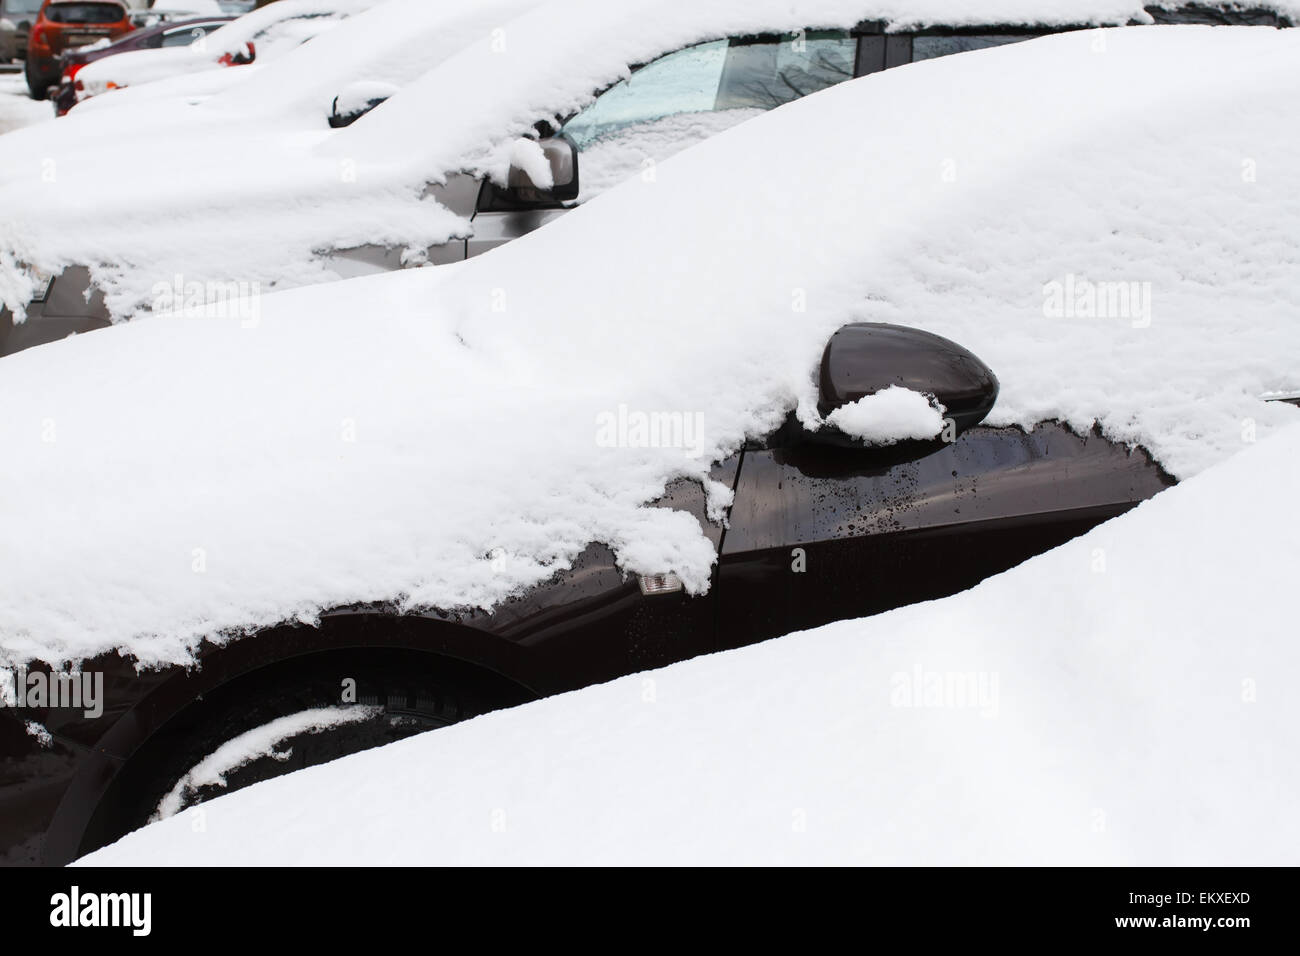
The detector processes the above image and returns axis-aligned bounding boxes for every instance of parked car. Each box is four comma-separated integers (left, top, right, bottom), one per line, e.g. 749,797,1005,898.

65,0,373,108
52,12,231,113
1,0,1292,355
0,320,1179,865
0,0,43,62
23,0,134,98
1,17,1297,866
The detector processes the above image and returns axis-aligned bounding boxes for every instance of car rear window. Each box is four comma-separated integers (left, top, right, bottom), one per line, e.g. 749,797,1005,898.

44,3,124,24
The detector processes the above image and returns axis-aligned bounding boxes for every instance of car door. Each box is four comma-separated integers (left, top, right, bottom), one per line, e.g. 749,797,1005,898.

465,29,860,258
715,422,1174,650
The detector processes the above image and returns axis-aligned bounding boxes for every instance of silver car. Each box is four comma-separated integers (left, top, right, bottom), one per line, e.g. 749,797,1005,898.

0,0,43,63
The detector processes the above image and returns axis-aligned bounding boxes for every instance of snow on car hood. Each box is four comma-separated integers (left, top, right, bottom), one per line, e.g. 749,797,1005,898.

1,25,1299,669
4,0,1295,318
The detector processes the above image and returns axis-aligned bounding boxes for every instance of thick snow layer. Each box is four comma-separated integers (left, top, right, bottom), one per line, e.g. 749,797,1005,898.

68,61,264,114
1,27,1299,669
824,387,945,444
77,423,1300,865
5,1,1297,318
575,108,762,202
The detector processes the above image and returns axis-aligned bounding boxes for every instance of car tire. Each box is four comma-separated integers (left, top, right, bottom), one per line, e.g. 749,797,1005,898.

24,60,47,100
84,653,524,854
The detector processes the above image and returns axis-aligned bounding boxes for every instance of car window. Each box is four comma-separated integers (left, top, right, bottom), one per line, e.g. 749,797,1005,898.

250,11,339,45
43,3,124,24
561,40,730,149
911,34,1039,61
161,25,217,47
715,32,855,109
562,32,855,150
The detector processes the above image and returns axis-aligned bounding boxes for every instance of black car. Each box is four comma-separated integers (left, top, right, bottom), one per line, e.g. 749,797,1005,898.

53,14,233,115
0,322,1181,865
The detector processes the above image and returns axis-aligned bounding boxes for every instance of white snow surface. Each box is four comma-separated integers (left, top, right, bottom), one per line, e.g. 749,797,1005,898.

78,423,1300,865
825,386,946,444
4,1,1297,318
1,27,1299,670
575,108,763,202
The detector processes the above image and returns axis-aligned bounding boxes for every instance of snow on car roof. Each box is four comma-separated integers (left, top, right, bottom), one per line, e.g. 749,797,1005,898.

75,420,1300,865
0,25,1297,670
1,0,1296,320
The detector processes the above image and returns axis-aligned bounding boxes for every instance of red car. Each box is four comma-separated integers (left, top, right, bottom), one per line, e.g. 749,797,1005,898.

25,0,132,100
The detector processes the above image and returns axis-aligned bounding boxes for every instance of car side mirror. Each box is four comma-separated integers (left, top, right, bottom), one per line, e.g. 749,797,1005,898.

810,323,998,446
328,80,398,128
502,135,579,204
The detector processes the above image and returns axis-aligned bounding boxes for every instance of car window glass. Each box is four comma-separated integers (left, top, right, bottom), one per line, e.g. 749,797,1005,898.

715,32,855,110
911,34,1038,61
559,32,855,202
43,3,124,23
250,11,339,47
563,33,855,149
561,39,729,149
161,25,213,47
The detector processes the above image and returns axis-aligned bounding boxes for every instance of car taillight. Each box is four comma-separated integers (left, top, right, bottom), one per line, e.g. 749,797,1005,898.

30,24,44,46
63,62,85,84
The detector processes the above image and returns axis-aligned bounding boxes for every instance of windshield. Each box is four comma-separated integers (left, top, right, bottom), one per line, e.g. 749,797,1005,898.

44,3,126,24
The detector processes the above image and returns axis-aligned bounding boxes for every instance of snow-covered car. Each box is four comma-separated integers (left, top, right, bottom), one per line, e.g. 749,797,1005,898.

1,22,1298,865
0,0,1292,354
67,0,372,108
52,13,233,115
78,418,1300,867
